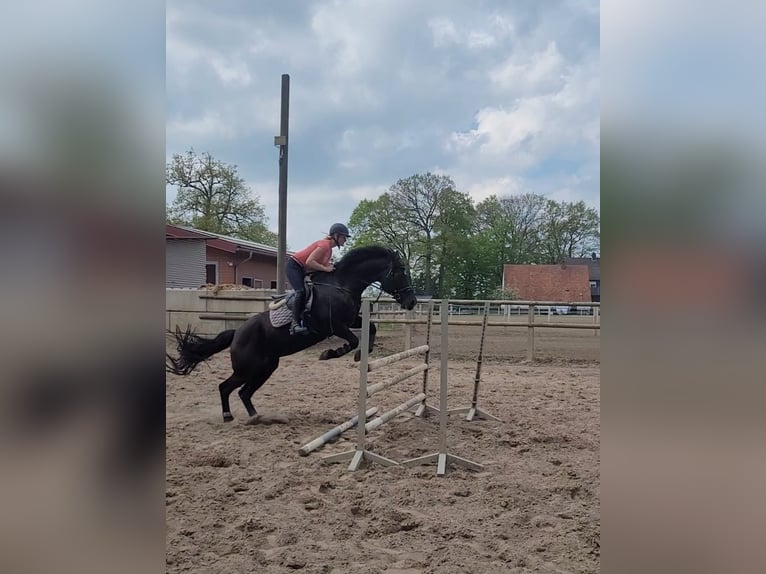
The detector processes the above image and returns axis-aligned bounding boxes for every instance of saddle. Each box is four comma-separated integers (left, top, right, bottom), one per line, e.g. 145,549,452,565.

269,275,315,314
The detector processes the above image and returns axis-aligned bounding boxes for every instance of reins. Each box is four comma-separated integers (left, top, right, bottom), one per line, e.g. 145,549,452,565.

309,254,410,336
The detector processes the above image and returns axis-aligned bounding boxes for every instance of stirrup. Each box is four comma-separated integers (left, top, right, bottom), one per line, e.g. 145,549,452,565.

290,321,308,335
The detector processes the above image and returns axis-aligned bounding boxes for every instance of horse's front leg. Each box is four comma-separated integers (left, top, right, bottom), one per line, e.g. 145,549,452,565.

353,319,376,362
318,324,359,361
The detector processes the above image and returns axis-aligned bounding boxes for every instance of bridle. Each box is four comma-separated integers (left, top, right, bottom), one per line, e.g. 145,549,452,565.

376,261,414,305
314,253,413,304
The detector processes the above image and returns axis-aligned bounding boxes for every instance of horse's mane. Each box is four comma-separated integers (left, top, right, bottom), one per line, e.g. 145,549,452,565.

334,245,397,272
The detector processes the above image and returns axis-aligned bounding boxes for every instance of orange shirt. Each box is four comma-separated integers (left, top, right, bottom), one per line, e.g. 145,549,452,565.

291,238,334,267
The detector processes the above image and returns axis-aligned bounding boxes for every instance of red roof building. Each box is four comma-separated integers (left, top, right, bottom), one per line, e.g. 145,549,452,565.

502,263,590,302
166,224,288,288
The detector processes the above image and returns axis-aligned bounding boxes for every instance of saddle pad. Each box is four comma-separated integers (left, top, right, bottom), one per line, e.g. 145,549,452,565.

269,304,293,328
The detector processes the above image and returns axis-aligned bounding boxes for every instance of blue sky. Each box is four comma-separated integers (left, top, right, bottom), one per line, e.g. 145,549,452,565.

166,0,600,250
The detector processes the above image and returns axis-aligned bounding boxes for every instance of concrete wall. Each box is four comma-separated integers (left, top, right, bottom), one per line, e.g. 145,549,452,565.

166,288,277,335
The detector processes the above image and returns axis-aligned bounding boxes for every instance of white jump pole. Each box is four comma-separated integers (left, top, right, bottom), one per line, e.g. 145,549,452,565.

401,300,484,476
367,364,428,397
298,407,379,456
365,393,426,432
367,345,429,371
322,301,398,469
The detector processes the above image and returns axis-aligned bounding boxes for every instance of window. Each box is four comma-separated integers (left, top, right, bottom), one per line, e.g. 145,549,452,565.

270,280,277,289
205,263,217,284
241,277,253,287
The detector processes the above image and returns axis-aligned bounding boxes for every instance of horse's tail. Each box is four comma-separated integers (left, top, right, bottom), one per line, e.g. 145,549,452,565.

166,326,235,376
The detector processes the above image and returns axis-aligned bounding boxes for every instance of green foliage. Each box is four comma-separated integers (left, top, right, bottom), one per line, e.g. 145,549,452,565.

491,286,520,300
347,171,600,299
166,149,277,245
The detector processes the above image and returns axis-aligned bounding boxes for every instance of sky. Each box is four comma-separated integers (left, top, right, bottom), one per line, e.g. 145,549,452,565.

166,0,600,251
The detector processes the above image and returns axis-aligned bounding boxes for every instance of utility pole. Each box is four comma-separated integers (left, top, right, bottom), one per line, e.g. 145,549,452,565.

274,74,290,293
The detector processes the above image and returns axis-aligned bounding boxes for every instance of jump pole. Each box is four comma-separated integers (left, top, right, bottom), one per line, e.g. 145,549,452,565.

415,301,439,418
321,301,399,470
448,301,500,422
401,300,483,476
298,407,379,456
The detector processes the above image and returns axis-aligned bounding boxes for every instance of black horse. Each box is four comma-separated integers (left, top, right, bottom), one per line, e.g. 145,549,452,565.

166,245,418,422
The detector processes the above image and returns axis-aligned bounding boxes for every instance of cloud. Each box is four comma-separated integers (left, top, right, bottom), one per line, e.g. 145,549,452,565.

165,0,600,250
447,44,599,176
489,41,565,94
208,57,252,87
446,99,547,167
462,176,527,204
166,111,235,140
428,17,459,47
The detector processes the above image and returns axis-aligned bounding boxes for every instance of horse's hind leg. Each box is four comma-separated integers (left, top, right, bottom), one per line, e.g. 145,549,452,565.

219,374,245,422
239,357,279,418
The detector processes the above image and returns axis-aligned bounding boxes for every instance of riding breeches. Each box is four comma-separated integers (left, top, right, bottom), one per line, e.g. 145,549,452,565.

286,258,306,322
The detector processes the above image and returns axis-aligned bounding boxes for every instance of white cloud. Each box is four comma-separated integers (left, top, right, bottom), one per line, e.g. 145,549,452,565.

466,31,497,49
310,0,404,77
551,56,599,109
462,176,526,203
429,14,518,50
489,41,565,94
447,99,547,165
428,17,459,47
166,111,235,140
448,44,599,174
208,56,252,87
165,0,600,250
166,9,256,88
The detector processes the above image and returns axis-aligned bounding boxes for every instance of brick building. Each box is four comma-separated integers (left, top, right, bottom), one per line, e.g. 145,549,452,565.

564,253,600,302
502,263,590,302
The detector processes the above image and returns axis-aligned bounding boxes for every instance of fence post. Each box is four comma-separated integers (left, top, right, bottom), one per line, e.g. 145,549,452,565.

527,304,536,362
593,305,599,336
404,310,413,350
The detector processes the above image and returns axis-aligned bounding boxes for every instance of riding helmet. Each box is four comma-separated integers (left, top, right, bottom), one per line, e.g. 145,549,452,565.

329,223,351,237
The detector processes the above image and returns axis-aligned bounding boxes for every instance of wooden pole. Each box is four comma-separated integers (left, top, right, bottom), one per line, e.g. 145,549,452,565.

448,302,500,422
527,304,536,362
275,74,289,293
298,407,379,456
365,394,425,432
401,299,484,475
367,345,429,372
367,364,428,397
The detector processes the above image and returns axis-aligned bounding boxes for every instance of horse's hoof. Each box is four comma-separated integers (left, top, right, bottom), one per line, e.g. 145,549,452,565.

223,413,234,423
319,350,334,360
353,350,361,362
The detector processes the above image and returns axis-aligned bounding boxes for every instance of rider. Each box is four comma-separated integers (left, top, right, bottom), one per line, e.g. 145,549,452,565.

286,223,350,335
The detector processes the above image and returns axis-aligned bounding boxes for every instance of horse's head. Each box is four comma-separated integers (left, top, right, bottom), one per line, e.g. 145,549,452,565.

380,250,417,310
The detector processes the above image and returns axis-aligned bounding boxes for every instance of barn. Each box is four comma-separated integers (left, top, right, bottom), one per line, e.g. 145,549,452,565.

166,224,286,289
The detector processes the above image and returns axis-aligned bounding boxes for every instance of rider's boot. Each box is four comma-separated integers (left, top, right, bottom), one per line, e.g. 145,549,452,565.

290,290,308,335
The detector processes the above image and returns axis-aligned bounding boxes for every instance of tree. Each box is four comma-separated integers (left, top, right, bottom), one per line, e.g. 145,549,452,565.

540,200,600,262
433,188,476,298
474,193,548,294
346,173,600,299
388,173,457,295
166,149,277,245
348,196,418,271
